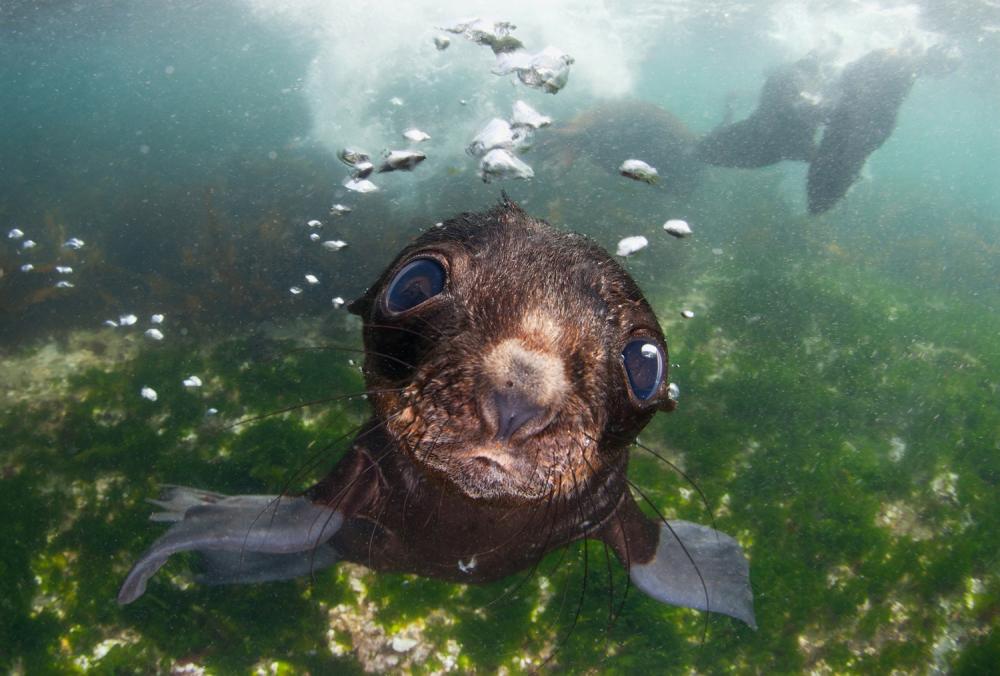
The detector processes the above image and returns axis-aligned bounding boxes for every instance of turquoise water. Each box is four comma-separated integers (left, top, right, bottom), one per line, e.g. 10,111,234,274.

2,1,999,672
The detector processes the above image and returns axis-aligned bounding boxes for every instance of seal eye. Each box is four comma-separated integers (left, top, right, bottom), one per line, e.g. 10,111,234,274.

385,257,446,314
622,339,664,401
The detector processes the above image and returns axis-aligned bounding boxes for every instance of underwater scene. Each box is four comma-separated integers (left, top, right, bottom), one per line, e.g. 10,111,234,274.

2,0,999,673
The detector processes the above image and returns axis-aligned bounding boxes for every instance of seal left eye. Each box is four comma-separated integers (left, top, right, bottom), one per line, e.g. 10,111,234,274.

385,257,446,314
622,339,664,401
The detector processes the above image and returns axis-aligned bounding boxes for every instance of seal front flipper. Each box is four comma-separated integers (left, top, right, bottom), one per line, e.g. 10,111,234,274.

117,488,344,604
598,493,756,628
806,50,916,214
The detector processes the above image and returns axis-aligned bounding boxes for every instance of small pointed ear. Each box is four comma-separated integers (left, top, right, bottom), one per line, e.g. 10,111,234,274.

347,291,374,317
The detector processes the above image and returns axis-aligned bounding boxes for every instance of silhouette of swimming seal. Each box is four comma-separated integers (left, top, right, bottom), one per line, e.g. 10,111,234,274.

117,198,756,629
806,50,917,214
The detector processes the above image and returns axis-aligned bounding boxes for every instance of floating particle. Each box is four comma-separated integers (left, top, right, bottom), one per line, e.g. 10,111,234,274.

55,265,73,274
389,96,404,106
494,45,574,94
151,313,164,324
289,286,303,295
433,221,444,228
667,382,680,401
119,314,138,326
19,263,34,272
391,636,418,653
21,239,37,250
205,407,219,416
55,280,74,288
681,310,695,319
433,36,451,50
7,228,24,239
459,99,468,106
712,248,724,256
330,204,352,216
164,64,175,76
145,328,164,340
467,118,531,157
139,144,151,155
183,375,203,388
619,159,658,184
351,161,374,179
511,100,551,128
616,235,648,257
343,177,379,193
309,233,321,242
478,149,534,183
103,319,118,327
331,296,345,309
304,274,319,285
441,18,519,49
140,386,158,402
379,150,426,173
403,128,431,143
267,150,277,160
63,237,85,250
322,239,348,251
338,147,371,167
307,219,323,228
662,219,692,238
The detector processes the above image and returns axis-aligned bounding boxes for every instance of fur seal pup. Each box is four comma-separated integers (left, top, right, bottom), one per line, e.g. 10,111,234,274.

117,199,755,629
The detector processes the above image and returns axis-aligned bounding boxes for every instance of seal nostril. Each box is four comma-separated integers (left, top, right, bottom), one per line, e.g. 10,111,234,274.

493,389,544,441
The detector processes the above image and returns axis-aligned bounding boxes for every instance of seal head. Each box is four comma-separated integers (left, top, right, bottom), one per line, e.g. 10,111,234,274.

350,197,673,503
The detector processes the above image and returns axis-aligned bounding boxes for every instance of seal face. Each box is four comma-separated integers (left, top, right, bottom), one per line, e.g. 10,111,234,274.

118,198,755,629
350,199,670,503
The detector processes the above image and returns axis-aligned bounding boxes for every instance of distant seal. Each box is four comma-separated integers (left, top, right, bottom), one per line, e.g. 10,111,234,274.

696,56,827,168
117,199,755,629
806,50,917,214
696,47,955,214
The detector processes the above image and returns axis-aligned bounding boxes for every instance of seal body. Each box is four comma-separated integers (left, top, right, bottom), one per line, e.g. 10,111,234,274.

118,199,755,628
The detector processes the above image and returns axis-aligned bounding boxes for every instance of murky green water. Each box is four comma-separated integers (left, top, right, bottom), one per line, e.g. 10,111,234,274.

2,1,998,673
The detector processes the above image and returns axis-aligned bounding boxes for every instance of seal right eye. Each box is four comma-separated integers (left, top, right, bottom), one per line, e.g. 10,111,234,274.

385,257,446,314
621,339,665,401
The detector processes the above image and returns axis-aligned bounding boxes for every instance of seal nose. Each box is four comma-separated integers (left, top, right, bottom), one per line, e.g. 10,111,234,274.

492,388,545,442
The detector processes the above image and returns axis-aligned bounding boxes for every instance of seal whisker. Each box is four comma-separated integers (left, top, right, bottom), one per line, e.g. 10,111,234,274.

629,438,719,538
360,321,438,341
626,477,712,645
225,387,402,431
286,344,420,372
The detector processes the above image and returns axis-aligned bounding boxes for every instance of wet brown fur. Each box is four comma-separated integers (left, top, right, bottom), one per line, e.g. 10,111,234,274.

308,198,671,581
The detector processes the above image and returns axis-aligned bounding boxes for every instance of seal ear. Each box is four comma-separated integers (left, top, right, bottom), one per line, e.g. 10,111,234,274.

658,398,678,413
347,289,374,317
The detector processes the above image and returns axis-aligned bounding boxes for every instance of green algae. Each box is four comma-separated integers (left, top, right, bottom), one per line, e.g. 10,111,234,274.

2,197,999,673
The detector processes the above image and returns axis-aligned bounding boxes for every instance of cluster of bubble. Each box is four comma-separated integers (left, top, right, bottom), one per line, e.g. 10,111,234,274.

6,228,86,289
